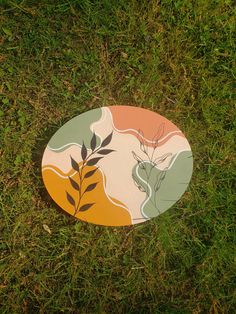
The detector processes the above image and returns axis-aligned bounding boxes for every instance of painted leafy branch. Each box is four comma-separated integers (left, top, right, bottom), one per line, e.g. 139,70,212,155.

66,131,114,216
132,125,172,208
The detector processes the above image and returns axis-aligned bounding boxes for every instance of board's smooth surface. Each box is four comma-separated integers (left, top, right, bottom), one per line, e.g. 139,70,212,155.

42,106,193,226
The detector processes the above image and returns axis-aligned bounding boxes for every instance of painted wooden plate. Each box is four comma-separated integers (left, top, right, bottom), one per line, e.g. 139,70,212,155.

42,106,193,226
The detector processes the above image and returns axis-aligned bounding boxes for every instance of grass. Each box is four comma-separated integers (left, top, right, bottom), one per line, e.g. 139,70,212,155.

0,0,235,313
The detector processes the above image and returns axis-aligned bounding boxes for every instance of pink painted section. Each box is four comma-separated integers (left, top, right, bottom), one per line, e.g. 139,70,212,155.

109,106,185,147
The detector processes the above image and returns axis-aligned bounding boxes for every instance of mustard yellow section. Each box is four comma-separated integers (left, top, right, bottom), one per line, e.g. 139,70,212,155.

42,165,132,226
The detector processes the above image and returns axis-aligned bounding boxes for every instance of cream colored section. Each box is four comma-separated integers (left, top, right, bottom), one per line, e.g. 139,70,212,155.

90,107,107,139
94,126,147,222
42,145,86,173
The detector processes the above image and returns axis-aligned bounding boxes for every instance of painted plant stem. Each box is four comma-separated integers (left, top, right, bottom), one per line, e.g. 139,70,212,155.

132,126,172,214
66,131,115,216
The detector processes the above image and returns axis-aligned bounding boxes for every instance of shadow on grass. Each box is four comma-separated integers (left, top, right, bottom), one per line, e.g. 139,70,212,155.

31,117,77,223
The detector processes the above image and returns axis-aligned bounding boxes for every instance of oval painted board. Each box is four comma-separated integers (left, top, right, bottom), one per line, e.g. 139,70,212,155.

42,106,193,226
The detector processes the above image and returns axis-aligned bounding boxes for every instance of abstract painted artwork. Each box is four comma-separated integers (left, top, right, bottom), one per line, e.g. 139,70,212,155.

42,106,193,226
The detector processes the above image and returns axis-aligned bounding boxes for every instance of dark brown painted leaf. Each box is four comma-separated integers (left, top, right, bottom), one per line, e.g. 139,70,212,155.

66,191,76,206
90,133,97,151
81,142,87,160
69,177,80,191
84,168,98,178
87,157,103,166
70,156,80,172
84,182,98,193
101,131,113,147
97,149,115,155
79,203,94,212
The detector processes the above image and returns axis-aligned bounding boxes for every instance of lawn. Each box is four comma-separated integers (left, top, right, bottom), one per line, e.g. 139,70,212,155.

0,0,235,313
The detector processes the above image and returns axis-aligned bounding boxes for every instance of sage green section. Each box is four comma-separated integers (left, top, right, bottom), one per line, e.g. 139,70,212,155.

155,151,193,215
48,108,102,152
132,150,193,218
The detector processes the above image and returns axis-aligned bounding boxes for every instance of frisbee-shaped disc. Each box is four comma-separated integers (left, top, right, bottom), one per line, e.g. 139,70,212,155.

42,106,193,226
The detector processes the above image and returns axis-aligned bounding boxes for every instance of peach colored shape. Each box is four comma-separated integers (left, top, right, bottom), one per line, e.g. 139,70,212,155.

109,105,185,146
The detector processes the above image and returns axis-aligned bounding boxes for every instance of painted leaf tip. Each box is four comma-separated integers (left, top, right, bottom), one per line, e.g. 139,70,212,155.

90,132,97,151
101,131,113,147
79,203,94,212
97,149,115,155
84,167,98,178
66,191,76,206
69,177,80,191
70,155,80,171
87,157,103,166
81,142,87,160
84,182,98,193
